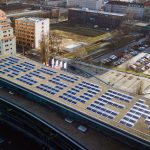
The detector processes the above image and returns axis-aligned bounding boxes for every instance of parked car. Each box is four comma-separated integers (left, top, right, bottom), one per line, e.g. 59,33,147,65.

138,47,145,51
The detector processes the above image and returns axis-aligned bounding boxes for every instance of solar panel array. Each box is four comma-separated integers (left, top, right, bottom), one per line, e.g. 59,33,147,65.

120,99,150,128
106,89,133,102
59,81,101,104
86,89,132,120
0,55,150,141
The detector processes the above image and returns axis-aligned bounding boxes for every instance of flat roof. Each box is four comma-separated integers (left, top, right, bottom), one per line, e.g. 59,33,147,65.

106,1,144,7
15,16,47,23
69,8,126,17
0,88,135,150
134,22,150,27
0,55,150,143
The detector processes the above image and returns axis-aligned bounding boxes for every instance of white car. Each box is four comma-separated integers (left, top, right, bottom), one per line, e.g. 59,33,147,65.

8,91,14,95
65,118,73,124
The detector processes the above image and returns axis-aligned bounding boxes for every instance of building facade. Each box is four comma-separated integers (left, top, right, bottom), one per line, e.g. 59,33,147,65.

105,1,144,19
68,8,125,29
66,0,103,10
0,10,16,55
15,17,49,49
40,0,66,7
0,0,20,4
144,1,150,20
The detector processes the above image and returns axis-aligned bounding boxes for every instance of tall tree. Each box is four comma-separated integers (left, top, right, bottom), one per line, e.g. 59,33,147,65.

39,33,49,65
49,31,62,55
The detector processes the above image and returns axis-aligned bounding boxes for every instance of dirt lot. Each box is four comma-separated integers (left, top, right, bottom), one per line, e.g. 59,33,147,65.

51,22,111,57
51,22,108,43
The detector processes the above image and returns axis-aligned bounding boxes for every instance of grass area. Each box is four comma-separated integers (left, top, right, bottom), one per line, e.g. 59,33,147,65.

108,35,135,50
51,21,138,61
51,22,109,43
51,21,112,59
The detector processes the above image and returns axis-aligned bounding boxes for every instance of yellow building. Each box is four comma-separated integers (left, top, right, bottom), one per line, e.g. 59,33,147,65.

15,17,49,49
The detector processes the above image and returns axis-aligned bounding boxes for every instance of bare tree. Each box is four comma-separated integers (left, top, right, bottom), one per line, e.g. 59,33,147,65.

49,31,62,55
39,33,49,65
74,47,87,59
136,80,144,95
124,60,131,72
39,31,63,65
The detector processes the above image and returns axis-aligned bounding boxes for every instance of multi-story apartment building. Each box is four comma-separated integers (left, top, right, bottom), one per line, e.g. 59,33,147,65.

144,1,150,20
68,8,125,29
15,17,49,49
66,0,103,10
105,1,144,19
0,10,16,55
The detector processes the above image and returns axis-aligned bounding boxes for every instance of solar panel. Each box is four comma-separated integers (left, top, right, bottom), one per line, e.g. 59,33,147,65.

87,103,119,120
120,100,150,128
1,55,150,140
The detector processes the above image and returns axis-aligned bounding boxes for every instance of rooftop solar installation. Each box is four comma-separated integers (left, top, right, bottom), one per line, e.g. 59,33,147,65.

0,55,150,143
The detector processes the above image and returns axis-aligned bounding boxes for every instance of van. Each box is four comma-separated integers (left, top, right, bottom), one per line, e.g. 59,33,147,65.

78,125,87,133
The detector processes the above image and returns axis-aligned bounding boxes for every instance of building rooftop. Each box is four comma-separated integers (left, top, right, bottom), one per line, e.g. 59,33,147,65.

0,88,135,150
0,9,6,20
0,55,150,143
106,1,144,7
69,8,126,17
134,22,150,27
15,17,47,23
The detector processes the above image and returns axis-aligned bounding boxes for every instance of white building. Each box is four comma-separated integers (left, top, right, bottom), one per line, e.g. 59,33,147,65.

0,10,16,55
15,17,49,49
105,1,144,19
66,0,103,10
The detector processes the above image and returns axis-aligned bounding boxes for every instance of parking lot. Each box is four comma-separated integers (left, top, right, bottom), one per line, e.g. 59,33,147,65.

73,61,150,100
118,51,150,73
100,38,149,68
